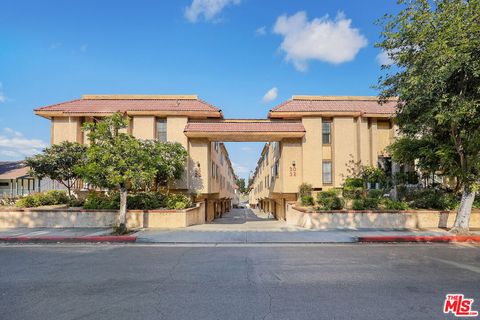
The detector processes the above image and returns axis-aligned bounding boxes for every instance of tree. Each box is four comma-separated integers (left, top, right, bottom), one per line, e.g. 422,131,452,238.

143,140,188,190
235,177,246,194
76,113,159,233
26,141,86,197
376,0,480,233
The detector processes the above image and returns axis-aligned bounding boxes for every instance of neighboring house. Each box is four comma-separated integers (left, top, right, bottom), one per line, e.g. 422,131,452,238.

0,161,65,197
248,96,398,219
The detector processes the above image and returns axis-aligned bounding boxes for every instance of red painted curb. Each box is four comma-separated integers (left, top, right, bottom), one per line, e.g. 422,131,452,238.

0,235,136,243
358,235,480,243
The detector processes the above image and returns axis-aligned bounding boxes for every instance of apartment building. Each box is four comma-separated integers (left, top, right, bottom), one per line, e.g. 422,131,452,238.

249,96,397,219
34,94,397,222
34,95,238,221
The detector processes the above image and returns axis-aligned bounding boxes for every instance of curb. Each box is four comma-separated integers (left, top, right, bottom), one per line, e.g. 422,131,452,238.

357,235,480,243
0,236,137,243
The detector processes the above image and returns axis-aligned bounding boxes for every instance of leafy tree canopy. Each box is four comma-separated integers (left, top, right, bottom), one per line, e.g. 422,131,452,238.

26,141,86,196
377,0,480,232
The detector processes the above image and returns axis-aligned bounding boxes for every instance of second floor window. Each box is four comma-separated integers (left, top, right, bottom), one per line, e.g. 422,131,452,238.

322,121,331,144
156,119,167,142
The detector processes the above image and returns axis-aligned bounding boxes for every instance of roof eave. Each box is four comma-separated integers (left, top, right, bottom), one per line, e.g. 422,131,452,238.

268,111,395,119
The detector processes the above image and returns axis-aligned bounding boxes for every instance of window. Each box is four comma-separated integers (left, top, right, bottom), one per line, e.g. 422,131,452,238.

156,119,167,142
0,182,9,187
275,160,279,177
212,162,216,178
322,120,331,144
322,161,332,184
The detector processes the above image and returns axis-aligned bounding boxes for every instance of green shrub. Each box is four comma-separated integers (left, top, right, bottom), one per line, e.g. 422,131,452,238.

127,192,164,210
351,198,379,210
16,190,70,208
83,191,192,210
342,178,365,199
367,189,385,199
407,189,459,210
383,199,409,210
352,199,365,210
16,196,36,208
164,193,192,210
68,197,85,207
83,192,119,210
316,190,344,210
298,183,313,198
300,195,315,206
474,195,480,209
363,197,380,209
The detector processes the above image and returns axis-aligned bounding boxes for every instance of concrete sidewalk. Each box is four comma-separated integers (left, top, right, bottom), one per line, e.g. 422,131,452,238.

136,228,468,243
0,228,137,243
0,227,112,238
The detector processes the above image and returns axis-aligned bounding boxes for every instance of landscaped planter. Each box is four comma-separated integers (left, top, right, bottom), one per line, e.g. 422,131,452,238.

286,203,480,230
0,202,205,229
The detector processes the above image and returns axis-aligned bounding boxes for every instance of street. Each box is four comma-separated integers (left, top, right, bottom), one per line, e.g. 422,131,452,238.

1,244,479,319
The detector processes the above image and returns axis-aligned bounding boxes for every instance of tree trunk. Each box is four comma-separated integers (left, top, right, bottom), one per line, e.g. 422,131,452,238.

451,187,475,234
118,187,128,234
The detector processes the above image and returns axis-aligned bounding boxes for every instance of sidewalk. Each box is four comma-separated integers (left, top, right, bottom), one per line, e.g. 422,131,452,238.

0,228,136,243
136,208,480,244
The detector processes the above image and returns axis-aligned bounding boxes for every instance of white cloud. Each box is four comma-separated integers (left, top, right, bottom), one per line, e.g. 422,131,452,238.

185,0,240,23
255,26,267,36
0,128,48,159
240,146,253,152
273,11,368,71
262,87,278,103
232,162,250,174
0,82,6,103
376,50,394,66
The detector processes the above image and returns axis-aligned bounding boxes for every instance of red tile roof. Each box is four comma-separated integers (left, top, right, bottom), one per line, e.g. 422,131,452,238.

35,96,221,114
184,120,305,132
270,96,397,114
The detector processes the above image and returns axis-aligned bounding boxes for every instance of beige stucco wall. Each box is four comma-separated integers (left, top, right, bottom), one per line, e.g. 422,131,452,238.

285,204,480,230
356,117,371,166
188,139,210,194
302,117,323,188
51,117,83,144
332,117,356,187
0,203,205,229
132,116,155,140
281,139,303,193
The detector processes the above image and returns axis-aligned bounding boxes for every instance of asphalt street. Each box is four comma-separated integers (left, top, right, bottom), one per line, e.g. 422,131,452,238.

0,244,479,320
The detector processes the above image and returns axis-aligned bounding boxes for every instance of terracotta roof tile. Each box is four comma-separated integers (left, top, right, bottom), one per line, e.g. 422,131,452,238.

184,120,305,132
270,97,397,114
35,97,221,113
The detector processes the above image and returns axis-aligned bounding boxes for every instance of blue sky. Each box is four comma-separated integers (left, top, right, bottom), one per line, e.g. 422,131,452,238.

0,0,398,180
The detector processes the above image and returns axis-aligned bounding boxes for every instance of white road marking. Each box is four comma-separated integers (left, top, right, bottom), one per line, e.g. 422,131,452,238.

428,257,480,274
